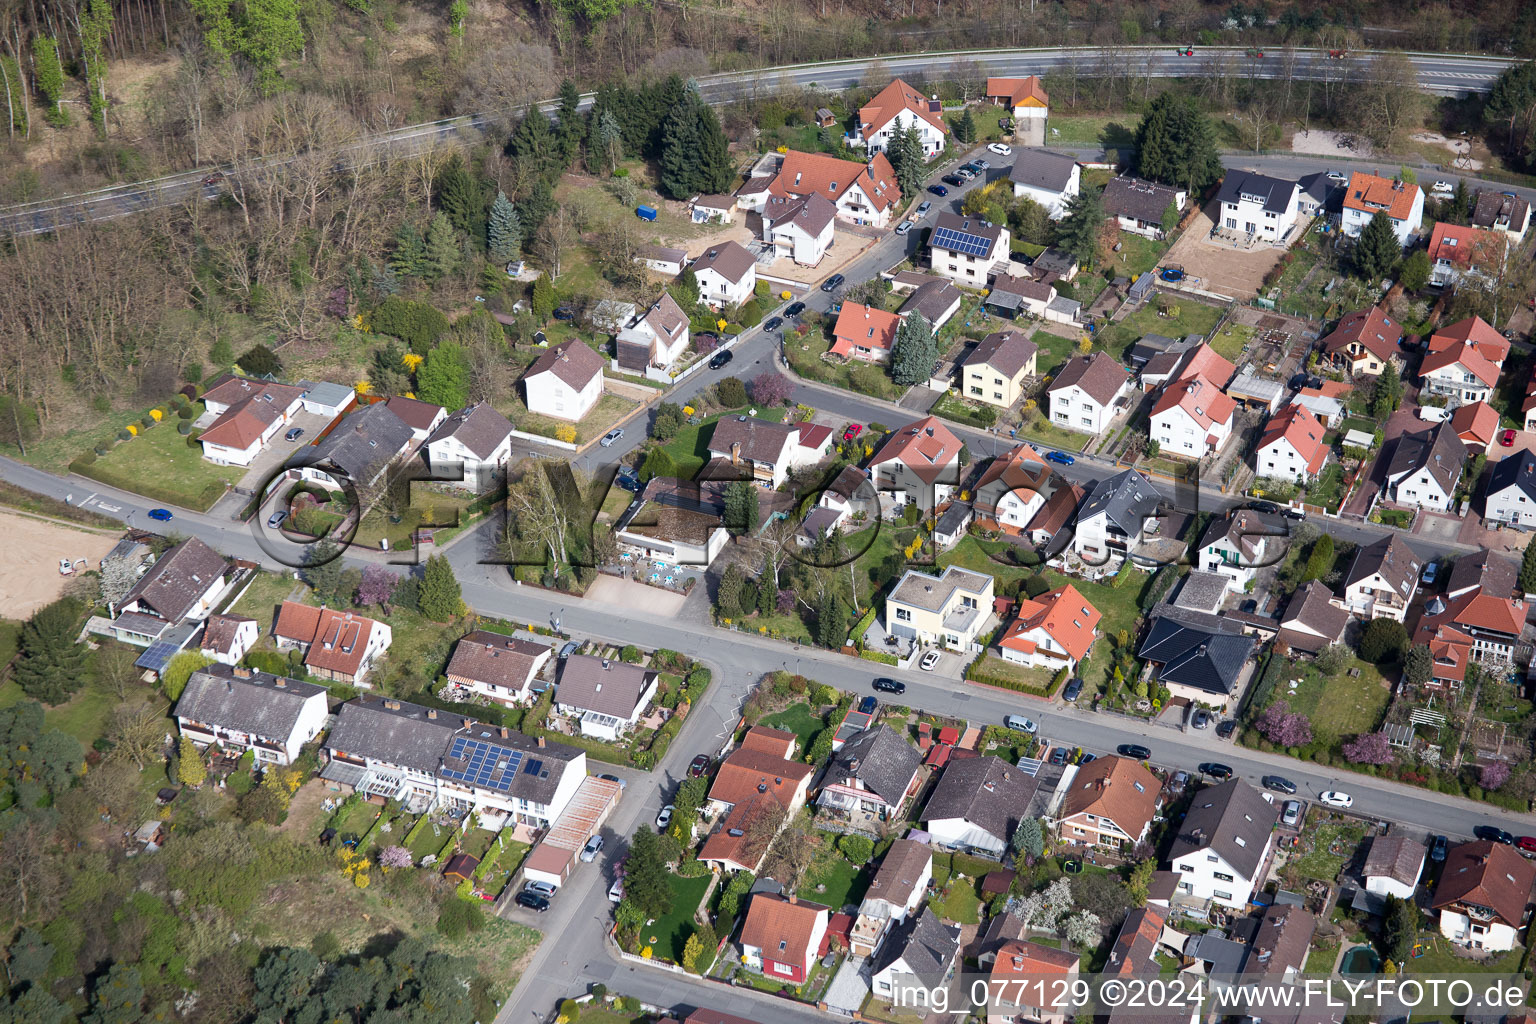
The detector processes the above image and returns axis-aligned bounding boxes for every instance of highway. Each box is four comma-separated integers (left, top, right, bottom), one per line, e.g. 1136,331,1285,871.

0,45,1519,237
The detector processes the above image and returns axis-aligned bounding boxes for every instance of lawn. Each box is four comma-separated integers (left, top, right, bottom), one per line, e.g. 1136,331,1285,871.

968,654,1057,692
1290,821,1368,882
659,405,787,479
796,850,869,912
1019,416,1094,453
930,392,1001,430
1096,299,1225,365
1265,660,1389,743
937,878,983,925
1033,325,1080,378
1306,463,1347,512
1103,233,1171,279
491,386,639,446
230,571,305,632
640,872,712,964
1305,940,1340,974
1041,115,1137,150
1402,938,1524,976
783,321,905,402
354,491,479,551
573,1006,649,1024
0,671,126,746
1209,321,1256,362
76,403,244,511
763,702,823,750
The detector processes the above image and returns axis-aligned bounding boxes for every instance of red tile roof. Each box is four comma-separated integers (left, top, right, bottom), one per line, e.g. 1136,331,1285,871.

991,939,1079,978
1173,343,1236,390
1258,404,1329,475
1061,755,1161,840
384,395,445,432
768,150,901,213
1421,315,1508,387
1344,172,1421,222
741,894,829,970
1431,840,1536,927
1151,374,1236,432
830,302,902,359
1321,306,1400,365
986,76,1049,109
869,416,963,485
858,78,949,139
1450,401,1500,448
273,601,387,679
198,380,305,451
1427,221,1503,269
998,583,1101,662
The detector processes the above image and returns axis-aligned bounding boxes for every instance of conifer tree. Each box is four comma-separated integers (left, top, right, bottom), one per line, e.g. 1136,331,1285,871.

424,212,461,280
389,222,428,278
487,191,522,265
1354,210,1402,282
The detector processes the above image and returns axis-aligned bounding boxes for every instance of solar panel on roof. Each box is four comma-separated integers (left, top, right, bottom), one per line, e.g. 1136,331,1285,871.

136,641,182,672
523,758,543,776
932,225,992,257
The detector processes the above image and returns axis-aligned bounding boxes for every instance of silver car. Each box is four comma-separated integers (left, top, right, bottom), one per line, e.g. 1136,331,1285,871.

580,835,604,862
600,428,624,447
1281,800,1302,827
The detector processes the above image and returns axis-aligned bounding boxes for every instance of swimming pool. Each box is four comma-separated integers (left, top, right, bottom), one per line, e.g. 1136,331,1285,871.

1340,945,1381,975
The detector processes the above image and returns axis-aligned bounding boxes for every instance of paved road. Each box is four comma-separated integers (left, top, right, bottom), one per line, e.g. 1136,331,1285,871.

0,46,1517,237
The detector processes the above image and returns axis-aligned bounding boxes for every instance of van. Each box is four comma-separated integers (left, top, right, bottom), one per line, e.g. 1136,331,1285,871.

1004,715,1037,733
1418,404,1449,422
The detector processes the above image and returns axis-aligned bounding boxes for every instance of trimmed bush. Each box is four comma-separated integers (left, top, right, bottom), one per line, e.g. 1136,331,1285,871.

75,450,97,467
177,421,192,435
117,428,133,441
178,403,194,419
94,445,109,457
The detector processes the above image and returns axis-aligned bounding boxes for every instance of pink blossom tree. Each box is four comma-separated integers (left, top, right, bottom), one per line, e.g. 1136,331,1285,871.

750,372,792,407
1256,701,1314,747
357,565,400,607
379,845,413,869
1342,731,1395,765
1480,761,1511,790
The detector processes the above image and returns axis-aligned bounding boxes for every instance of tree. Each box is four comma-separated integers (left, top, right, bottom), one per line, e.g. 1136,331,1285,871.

357,565,400,607
588,107,624,175
303,537,345,605
1354,210,1402,282
624,828,673,920
98,555,141,606
14,598,88,705
1256,701,1314,747
93,643,140,699
1520,533,1536,596
1381,896,1418,964
716,376,747,408
531,274,557,322
723,481,759,535
178,735,207,787
1484,61,1536,171
815,593,848,648
1342,731,1395,765
187,0,302,93
487,191,523,265
416,341,471,409
839,834,873,863
379,844,414,869
1372,361,1403,418
435,156,480,237
1063,910,1102,948
1056,187,1106,265
890,312,938,386
651,402,685,441
1481,761,1512,790
1301,534,1334,583
237,343,283,377
372,296,449,351
952,107,976,144
1403,643,1433,688
418,555,463,621
83,963,145,1024
1011,817,1045,858
424,212,462,280
1398,249,1431,292
1133,93,1223,194
885,124,926,204
1127,859,1156,906
390,222,429,278
161,650,213,702
1360,618,1409,663
751,373,792,407
1160,201,1181,237
642,447,678,482
717,564,746,618
1316,643,1351,675
658,94,732,199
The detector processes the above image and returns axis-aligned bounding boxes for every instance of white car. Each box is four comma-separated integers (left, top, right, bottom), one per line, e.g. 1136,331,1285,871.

894,221,912,235
655,804,674,830
1431,180,1454,194
1319,791,1353,809
525,880,557,898
600,428,624,447
607,877,624,903
987,143,1012,156
1327,170,1347,182
919,649,941,671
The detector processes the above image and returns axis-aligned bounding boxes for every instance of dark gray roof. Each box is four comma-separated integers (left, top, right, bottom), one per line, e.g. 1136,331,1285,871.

1386,421,1466,496
1362,835,1426,888
1170,778,1276,880
1102,175,1182,224
871,907,960,990
301,401,414,484
931,212,1006,252
1343,534,1421,602
830,725,922,808
1472,190,1530,231
921,755,1038,844
1048,351,1129,407
707,415,797,465
556,654,658,718
440,720,582,805
1008,150,1078,193
120,537,229,622
524,338,606,392
1197,509,1288,564
1078,469,1160,536
1172,570,1229,613
1447,549,1518,600
425,402,514,460
1138,611,1256,696
1488,448,1536,504
900,279,963,326
1218,171,1298,215
935,500,973,537
1296,172,1343,211
327,696,462,775
1186,932,1249,975
1032,248,1079,275
1279,580,1350,647
176,665,325,740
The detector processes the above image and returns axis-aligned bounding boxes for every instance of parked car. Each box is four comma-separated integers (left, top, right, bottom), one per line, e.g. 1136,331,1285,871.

1062,677,1083,702
552,307,576,321
873,677,905,694
1117,744,1152,760
1502,429,1518,447
926,184,949,197
1474,825,1515,844
1004,715,1037,733
600,428,624,447
941,174,965,187
1516,836,1536,853
580,835,604,862
688,754,711,777
1319,791,1353,809
1429,834,1448,861
1281,508,1306,521
1049,747,1069,766
1281,800,1302,827
858,695,878,715
1166,770,1190,795
1216,719,1236,738
763,316,784,333
919,649,941,671
596,773,625,790
1431,181,1454,194
821,273,846,292
843,423,863,442
1263,775,1298,794
916,201,933,216
987,143,1012,155
655,805,674,830
1422,561,1439,585
1327,171,1348,182
616,471,642,493
960,163,983,175
1077,752,1097,765
147,508,174,522
1192,709,1211,729
973,158,990,170
607,878,624,902
266,509,289,529
1198,762,1234,781
1245,499,1282,515
953,169,975,181
515,891,550,912
894,221,912,235
785,301,805,317
525,880,557,898
708,350,733,369
1045,451,1074,466
284,426,305,441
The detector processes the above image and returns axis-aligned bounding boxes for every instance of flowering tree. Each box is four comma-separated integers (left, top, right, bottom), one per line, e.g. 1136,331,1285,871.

1256,701,1314,747
379,845,413,869
1014,892,1045,928
1064,910,1102,947
1480,761,1511,790
1041,877,1074,930
1342,731,1395,765
750,372,792,407
357,565,400,607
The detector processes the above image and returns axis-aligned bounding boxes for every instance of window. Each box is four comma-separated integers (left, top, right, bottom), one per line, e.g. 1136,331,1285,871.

994,393,1004,400
1214,891,1234,901
1178,864,1193,873
1207,854,1219,862
1214,871,1234,882
970,386,983,396
895,608,911,622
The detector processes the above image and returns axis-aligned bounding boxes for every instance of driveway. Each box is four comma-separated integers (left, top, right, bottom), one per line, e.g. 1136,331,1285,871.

582,575,688,616
234,409,338,490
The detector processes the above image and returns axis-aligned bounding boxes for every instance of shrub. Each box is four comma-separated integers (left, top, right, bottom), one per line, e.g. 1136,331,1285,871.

117,428,133,441
140,416,154,429
76,450,97,466
178,421,192,435
620,644,642,663
177,403,195,419
94,445,109,456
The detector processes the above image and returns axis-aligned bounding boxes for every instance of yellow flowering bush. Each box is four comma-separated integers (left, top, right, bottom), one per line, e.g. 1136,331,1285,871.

555,424,577,444
402,352,423,372
355,380,372,395
352,313,371,333
150,408,163,422
126,424,138,436
683,405,695,417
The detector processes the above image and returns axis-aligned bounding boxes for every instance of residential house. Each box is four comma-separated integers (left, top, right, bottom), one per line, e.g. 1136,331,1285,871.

1384,422,1467,511
932,499,973,551
297,381,355,418
175,665,328,765
1432,840,1535,951
870,908,961,1007
1008,150,1080,218
197,377,305,466
1275,581,1351,655
433,723,585,830
1412,588,1526,677
997,583,1101,672
1105,906,1168,976
1472,189,1531,242
1256,404,1330,483
921,755,1038,856
830,302,903,363
985,272,1060,322
273,601,393,687
738,149,902,228
1487,449,1536,528
1341,172,1424,246
1025,483,1085,551
1217,171,1302,243
1054,754,1161,849
1031,247,1079,281
740,893,830,982
1150,344,1239,458
1196,510,1288,595
899,278,964,332
984,940,1080,1024
423,403,514,490
692,241,758,309
1047,352,1131,435
614,500,728,568
1427,221,1505,287
523,339,606,422
291,400,415,492
763,193,836,266
817,724,923,822
1295,171,1344,218
1447,550,1518,601
929,213,1011,285
636,245,687,276
972,442,1054,534
704,415,833,489
1291,381,1349,427
850,839,932,956
444,631,553,706
1319,306,1403,377
321,696,460,812
851,78,949,159
885,566,995,650
1363,836,1426,900
384,396,448,442
1450,400,1501,454
1335,534,1422,621
1241,904,1317,983
199,613,258,665
554,654,659,740
1101,175,1187,239
960,330,1038,409
1072,469,1161,566
690,194,736,225
108,537,232,646
699,726,814,872
615,294,691,374
1137,608,1256,705
869,416,964,512
986,75,1050,143
1420,315,1509,408
1169,778,1277,910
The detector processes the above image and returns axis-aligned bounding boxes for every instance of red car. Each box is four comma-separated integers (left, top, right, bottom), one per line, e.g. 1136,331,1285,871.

688,754,711,778
1518,836,1536,853
1502,429,1518,447
843,423,863,442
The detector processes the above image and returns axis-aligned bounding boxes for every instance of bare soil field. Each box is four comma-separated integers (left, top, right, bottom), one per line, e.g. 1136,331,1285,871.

1159,203,1290,300
0,512,120,616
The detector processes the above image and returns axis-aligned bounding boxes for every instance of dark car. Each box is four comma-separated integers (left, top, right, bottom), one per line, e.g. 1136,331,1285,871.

147,508,174,522
1062,677,1083,702
1474,825,1516,845
821,274,845,293
688,754,711,778
763,316,784,333
785,301,805,317
1198,762,1234,781
596,773,625,790
1245,500,1282,515
285,426,305,441
1263,775,1298,794
708,350,733,369
552,306,576,321
1117,744,1152,760
615,471,642,493
926,184,949,197
941,174,964,187
514,891,549,912
1430,834,1448,862
1049,747,1070,766
1288,372,1308,389
873,677,905,694
1216,719,1236,738
1045,451,1074,466
858,695,878,715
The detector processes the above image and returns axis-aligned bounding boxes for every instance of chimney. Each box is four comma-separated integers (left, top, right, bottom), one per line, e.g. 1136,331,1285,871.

427,709,437,719
500,727,509,738
788,894,798,905
538,735,546,748
602,659,611,670
275,677,286,687
226,680,233,693
233,666,252,678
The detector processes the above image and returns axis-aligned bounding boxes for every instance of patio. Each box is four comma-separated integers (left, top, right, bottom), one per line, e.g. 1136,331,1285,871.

606,552,698,594
862,614,915,663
